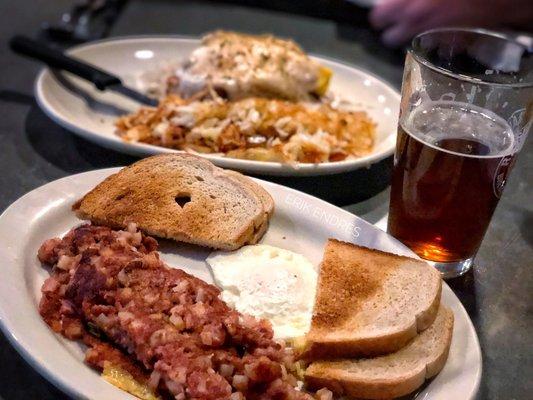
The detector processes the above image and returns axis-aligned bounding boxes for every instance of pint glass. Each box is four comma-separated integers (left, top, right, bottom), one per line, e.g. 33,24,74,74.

388,29,532,278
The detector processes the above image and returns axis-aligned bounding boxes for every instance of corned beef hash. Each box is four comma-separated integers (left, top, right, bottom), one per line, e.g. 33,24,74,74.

38,223,332,400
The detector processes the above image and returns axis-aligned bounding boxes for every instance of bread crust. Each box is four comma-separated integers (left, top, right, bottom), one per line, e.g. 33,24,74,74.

223,170,275,217
305,326,417,360
223,170,274,245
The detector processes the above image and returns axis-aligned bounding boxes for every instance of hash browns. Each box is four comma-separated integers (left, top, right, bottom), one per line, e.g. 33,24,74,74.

116,95,375,164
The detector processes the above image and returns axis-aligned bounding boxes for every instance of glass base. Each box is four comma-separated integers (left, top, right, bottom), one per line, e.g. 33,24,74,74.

425,257,474,279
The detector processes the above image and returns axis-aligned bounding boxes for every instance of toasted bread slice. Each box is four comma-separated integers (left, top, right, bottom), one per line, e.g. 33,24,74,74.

305,306,454,399
303,240,441,359
73,154,269,250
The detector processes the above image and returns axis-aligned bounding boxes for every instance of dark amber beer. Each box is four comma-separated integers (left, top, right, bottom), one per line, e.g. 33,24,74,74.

389,29,532,277
388,101,515,263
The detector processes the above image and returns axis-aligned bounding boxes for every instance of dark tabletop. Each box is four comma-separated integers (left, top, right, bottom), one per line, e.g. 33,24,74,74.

0,1,531,399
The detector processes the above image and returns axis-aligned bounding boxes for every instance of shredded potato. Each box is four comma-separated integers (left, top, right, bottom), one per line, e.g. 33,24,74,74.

116,95,375,164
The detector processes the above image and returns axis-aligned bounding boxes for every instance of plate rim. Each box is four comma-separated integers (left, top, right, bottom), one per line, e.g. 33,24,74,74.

0,168,481,400
34,34,400,177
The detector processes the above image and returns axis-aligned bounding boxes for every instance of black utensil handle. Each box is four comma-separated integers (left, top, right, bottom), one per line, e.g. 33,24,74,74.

9,35,121,90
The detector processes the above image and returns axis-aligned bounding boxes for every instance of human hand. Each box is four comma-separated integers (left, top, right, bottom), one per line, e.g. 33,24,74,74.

369,0,533,47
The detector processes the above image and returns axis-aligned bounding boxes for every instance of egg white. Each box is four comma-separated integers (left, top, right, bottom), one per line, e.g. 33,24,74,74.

206,244,318,340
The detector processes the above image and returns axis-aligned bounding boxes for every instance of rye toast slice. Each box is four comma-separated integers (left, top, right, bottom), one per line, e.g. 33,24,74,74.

73,154,268,250
304,240,442,360
305,306,454,399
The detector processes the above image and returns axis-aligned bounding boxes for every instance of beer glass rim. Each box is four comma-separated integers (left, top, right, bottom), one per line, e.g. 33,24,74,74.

410,27,533,89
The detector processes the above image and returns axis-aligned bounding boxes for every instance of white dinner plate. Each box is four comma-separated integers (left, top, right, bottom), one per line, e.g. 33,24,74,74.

0,169,481,400
35,36,400,177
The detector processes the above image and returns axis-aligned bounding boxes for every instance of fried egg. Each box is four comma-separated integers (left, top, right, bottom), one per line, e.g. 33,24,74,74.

206,244,317,341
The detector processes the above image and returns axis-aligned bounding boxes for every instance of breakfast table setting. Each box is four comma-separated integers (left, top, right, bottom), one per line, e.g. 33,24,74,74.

0,1,532,400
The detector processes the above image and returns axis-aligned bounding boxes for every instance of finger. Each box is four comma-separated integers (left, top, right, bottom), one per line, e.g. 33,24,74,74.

381,22,421,48
369,0,408,29
379,0,438,48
